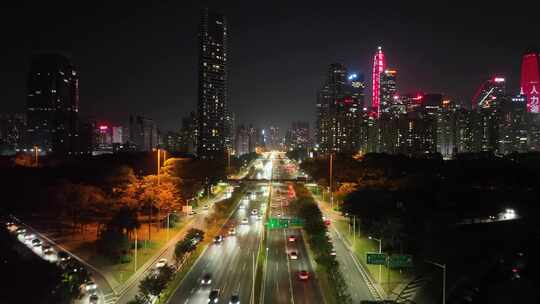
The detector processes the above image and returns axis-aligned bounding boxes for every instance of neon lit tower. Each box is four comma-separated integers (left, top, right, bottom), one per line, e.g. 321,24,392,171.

520,49,540,113
372,46,386,118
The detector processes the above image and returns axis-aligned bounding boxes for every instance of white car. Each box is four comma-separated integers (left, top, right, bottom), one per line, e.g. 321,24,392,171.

241,218,249,225
24,233,36,241
330,248,337,256
84,280,97,292
155,258,167,268
228,228,236,235
289,251,298,260
251,209,258,216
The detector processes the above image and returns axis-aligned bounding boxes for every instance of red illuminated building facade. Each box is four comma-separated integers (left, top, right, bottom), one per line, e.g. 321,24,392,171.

372,46,386,118
520,50,540,113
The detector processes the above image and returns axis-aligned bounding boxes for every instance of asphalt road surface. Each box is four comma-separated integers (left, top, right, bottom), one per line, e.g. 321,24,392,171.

168,183,267,304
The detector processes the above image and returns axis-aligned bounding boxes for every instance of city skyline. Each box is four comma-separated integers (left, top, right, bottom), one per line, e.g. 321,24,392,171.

2,2,539,133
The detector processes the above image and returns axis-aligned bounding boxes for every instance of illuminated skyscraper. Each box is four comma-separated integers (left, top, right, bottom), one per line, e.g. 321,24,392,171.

26,53,79,155
372,46,386,117
380,69,398,115
520,49,540,113
316,63,363,154
197,8,228,159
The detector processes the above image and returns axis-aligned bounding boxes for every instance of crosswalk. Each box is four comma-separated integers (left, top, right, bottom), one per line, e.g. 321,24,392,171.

103,293,118,304
394,275,431,303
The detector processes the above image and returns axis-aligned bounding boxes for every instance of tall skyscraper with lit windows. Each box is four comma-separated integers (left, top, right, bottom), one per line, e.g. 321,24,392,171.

520,49,540,113
372,46,386,117
26,53,79,155
197,8,228,159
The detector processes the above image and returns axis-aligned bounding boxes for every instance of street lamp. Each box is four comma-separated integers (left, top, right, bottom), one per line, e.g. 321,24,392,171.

368,236,383,284
33,145,40,167
426,260,446,304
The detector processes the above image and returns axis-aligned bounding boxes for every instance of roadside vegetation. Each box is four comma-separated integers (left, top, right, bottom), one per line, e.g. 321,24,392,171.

293,184,352,304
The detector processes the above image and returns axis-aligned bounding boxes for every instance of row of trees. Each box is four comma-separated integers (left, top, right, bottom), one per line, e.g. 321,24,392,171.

293,184,352,304
127,228,205,304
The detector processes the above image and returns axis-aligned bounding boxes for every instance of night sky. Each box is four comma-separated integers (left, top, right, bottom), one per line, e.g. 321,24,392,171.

2,1,539,133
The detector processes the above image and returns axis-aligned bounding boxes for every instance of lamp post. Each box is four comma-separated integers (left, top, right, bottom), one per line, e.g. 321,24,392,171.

369,236,383,284
34,145,39,167
166,212,175,241
426,260,446,304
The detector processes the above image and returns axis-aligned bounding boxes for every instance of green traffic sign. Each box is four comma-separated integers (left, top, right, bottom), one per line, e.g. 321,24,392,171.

366,252,387,265
290,217,305,227
388,254,413,268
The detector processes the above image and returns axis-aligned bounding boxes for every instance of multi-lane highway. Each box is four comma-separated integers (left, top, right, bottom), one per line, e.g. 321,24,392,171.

262,156,322,304
168,181,269,304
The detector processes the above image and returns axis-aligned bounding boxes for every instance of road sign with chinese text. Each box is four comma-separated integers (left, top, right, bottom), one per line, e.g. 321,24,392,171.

388,254,413,268
366,252,387,265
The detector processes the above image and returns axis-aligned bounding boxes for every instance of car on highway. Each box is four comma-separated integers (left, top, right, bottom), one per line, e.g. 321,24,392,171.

65,260,87,276
298,270,310,281
229,294,240,304
214,235,224,244
84,280,97,292
241,218,249,225
276,212,282,217
57,251,71,262
42,245,54,255
5,222,16,231
24,232,36,242
208,289,220,303
16,227,27,235
289,251,298,260
31,238,42,248
330,248,337,256
228,227,236,235
251,209,258,216
189,210,197,215
288,235,297,242
324,219,331,226
89,294,99,304
155,258,167,268
203,204,209,210
201,273,212,285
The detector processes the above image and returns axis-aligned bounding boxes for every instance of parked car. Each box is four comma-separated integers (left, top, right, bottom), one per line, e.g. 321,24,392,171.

89,294,99,304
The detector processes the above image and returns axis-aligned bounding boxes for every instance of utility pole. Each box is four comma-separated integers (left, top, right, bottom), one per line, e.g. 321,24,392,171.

369,236,383,284
157,148,161,185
